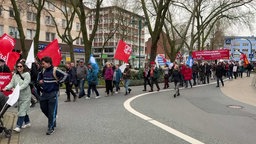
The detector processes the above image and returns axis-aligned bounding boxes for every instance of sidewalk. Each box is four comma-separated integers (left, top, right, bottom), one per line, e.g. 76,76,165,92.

221,74,256,107
1,75,256,144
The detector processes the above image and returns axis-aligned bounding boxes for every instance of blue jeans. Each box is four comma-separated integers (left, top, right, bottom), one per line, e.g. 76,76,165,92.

87,84,99,97
17,115,30,128
124,79,130,93
78,79,85,96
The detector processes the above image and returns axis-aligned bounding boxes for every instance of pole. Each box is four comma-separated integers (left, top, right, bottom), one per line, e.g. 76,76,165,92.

138,18,141,69
245,38,252,62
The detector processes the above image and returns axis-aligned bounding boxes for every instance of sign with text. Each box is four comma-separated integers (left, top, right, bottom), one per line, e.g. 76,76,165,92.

192,49,230,60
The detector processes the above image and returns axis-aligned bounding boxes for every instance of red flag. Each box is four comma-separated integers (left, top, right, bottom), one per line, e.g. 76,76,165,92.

114,40,132,63
0,33,16,58
37,39,62,66
6,52,20,71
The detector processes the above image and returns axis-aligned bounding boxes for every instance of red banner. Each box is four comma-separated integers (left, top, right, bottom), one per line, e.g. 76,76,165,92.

37,39,62,66
192,49,229,60
6,52,20,71
0,73,12,96
114,40,132,63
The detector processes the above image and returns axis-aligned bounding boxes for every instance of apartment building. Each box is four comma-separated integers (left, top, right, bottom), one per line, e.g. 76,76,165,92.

0,2,145,66
89,6,146,68
0,0,88,63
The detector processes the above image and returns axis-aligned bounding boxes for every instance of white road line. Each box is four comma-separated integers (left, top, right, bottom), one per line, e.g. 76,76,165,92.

123,90,205,144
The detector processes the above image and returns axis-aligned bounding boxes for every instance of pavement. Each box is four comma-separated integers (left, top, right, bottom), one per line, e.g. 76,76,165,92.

0,74,256,144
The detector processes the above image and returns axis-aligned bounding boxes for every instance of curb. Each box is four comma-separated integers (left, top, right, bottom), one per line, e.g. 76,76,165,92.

0,112,18,144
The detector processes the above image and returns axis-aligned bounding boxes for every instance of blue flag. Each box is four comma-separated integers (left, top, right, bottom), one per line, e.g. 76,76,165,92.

186,56,193,67
89,54,99,73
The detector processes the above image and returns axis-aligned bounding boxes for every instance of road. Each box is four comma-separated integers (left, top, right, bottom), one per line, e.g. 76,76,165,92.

8,77,256,144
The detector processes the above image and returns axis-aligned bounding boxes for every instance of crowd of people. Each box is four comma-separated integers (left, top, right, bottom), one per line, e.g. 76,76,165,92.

1,56,254,136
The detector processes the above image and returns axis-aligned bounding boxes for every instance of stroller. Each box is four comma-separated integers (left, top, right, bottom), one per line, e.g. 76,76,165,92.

0,92,11,138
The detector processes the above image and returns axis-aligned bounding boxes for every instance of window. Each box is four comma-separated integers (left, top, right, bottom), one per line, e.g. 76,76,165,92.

105,48,114,53
27,12,36,22
62,19,67,28
76,23,80,31
61,5,70,14
45,32,55,41
45,16,54,26
9,7,14,17
26,29,36,39
9,26,19,38
242,43,249,46
45,1,55,11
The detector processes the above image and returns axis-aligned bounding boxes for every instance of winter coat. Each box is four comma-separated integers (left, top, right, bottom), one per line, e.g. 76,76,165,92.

104,67,113,80
65,67,77,84
215,65,224,78
87,68,98,85
123,68,131,79
172,69,182,83
5,72,31,117
183,67,192,81
113,68,122,82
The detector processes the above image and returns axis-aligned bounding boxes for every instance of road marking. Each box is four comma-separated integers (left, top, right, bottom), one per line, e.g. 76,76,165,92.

123,90,205,144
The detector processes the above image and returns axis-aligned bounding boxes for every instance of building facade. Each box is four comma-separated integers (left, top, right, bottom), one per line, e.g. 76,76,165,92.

224,36,256,62
0,0,89,64
0,2,145,66
89,6,146,68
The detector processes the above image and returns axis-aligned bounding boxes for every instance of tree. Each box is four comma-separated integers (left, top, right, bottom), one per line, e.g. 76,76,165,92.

140,0,172,62
70,0,104,62
162,0,256,62
45,0,81,62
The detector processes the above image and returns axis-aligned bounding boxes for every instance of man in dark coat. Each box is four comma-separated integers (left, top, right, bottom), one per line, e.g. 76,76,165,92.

215,62,225,87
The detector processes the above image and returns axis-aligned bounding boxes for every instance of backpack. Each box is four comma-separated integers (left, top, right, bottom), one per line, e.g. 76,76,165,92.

42,67,58,81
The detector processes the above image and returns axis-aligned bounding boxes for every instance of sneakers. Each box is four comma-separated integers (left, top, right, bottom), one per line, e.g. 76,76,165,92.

13,127,21,132
95,95,101,99
115,91,118,94
128,88,131,93
46,129,55,135
22,123,31,129
85,96,90,100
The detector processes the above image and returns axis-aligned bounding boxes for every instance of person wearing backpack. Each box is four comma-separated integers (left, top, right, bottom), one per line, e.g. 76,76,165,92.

38,56,67,135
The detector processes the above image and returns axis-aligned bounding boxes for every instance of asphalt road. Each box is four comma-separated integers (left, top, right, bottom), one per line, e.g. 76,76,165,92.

13,81,256,144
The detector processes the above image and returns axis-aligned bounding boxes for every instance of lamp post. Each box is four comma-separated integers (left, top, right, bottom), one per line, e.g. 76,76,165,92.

138,18,142,69
245,37,253,62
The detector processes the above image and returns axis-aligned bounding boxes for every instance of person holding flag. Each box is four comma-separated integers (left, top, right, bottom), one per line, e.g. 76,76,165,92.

3,62,32,133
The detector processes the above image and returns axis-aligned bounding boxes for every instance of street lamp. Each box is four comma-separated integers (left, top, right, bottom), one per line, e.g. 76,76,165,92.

244,37,253,62
138,18,142,69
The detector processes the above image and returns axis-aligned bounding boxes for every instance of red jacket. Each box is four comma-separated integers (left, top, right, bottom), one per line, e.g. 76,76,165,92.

183,67,192,80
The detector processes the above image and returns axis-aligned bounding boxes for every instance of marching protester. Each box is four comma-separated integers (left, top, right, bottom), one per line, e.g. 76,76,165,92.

172,65,182,98
71,62,78,94
149,61,160,92
233,62,239,79
215,62,225,87
246,63,253,77
238,61,244,78
38,56,67,135
3,62,31,133
163,64,170,89
0,59,10,73
64,62,77,102
142,64,151,91
77,59,87,98
113,64,122,94
123,63,132,95
86,63,100,99
203,62,211,84
192,61,199,85
104,62,114,96
183,64,193,88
